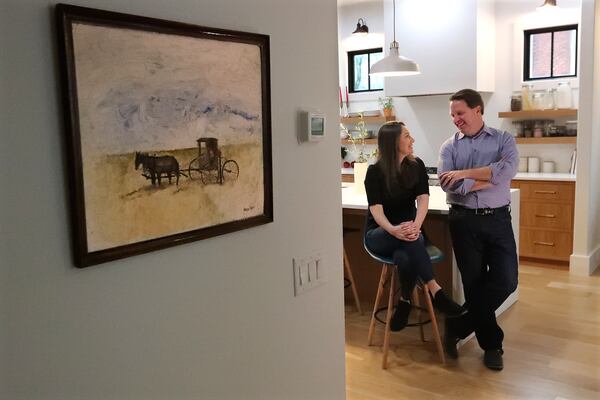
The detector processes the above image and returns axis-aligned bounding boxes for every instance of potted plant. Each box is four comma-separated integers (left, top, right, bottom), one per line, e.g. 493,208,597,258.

379,96,394,120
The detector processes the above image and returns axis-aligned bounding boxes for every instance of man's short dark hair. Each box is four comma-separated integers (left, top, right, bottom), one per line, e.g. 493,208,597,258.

450,89,484,115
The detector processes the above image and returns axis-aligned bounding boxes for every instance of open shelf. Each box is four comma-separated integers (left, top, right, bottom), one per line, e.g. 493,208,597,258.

515,136,576,144
340,115,394,124
341,138,377,145
498,109,577,119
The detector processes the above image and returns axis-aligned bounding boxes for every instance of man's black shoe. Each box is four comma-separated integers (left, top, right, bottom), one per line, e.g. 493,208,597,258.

483,349,504,370
443,318,459,359
432,290,467,317
390,300,411,332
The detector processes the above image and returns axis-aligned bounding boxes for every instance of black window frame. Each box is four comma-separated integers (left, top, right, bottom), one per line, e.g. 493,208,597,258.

347,47,384,93
523,24,578,81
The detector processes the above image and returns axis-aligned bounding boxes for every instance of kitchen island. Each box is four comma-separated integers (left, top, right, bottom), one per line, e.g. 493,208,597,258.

342,184,520,318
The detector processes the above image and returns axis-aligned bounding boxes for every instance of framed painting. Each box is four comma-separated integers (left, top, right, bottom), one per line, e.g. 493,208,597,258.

56,4,273,267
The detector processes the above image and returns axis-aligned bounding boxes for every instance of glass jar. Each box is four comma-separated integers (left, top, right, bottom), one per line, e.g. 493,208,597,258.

521,84,534,110
566,120,578,136
533,121,544,138
556,82,572,109
523,121,533,137
532,92,545,110
510,93,522,111
512,120,524,137
545,88,557,109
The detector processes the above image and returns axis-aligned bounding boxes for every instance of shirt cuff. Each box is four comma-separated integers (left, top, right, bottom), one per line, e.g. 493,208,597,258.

461,178,476,194
489,162,502,185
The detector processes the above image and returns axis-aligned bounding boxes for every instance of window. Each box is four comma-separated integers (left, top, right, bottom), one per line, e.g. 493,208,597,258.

348,48,384,93
524,24,577,81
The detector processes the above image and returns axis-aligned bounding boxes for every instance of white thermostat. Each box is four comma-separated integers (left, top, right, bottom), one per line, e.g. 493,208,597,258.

299,111,326,142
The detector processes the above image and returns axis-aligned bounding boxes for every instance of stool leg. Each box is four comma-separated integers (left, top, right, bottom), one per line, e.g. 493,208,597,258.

412,286,425,342
343,246,362,314
422,284,445,364
368,264,388,346
381,266,397,369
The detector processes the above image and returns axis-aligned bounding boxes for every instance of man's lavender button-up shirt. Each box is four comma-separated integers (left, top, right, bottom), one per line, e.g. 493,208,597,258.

438,124,519,209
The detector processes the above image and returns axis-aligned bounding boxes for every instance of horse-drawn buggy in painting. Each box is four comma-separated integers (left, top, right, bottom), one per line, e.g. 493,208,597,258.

135,152,180,186
135,137,239,186
187,137,239,185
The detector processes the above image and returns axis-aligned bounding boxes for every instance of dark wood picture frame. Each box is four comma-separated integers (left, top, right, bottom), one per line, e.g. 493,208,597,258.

56,4,273,268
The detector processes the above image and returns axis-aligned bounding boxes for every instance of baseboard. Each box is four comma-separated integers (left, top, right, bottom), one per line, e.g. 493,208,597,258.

570,244,600,276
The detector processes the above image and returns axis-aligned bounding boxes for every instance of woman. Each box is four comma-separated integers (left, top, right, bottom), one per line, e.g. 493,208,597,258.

364,121,465,331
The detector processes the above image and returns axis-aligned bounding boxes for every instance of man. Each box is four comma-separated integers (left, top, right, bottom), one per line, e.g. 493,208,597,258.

438,89,519,371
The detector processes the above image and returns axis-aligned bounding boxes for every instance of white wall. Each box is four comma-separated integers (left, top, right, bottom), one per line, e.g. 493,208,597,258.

0,1,346,399
571,0,600,275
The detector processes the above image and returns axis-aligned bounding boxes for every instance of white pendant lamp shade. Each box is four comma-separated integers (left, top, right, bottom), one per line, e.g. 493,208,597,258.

369,42,420,77
369,0,420,77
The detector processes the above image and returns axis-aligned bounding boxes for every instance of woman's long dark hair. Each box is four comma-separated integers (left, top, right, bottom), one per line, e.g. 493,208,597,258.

377,121,418,192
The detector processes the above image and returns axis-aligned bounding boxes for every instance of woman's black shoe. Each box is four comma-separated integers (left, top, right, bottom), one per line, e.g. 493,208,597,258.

390,300,411,332
432,290,467,317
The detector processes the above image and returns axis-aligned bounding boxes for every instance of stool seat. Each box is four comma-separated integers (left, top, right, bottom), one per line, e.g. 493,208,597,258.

363,235,444,264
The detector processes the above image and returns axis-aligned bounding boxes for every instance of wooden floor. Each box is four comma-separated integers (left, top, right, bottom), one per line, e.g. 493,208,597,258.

344,264,600,400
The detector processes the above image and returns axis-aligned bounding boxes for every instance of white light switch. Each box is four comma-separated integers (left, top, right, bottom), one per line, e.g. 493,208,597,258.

293,253,325,297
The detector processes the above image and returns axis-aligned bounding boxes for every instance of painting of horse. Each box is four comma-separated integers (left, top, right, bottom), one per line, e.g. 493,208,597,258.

134,152,180,185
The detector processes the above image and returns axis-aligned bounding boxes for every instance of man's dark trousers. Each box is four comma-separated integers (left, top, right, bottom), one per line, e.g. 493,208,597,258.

448,206,518,351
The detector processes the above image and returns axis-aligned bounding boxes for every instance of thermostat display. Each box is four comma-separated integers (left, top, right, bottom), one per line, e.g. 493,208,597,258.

300,111,326,142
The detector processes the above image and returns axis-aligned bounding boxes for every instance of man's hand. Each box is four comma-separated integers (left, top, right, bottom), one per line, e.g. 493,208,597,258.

439,170,467,187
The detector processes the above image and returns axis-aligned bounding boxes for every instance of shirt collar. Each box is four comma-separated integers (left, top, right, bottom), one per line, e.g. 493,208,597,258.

457,124,493,140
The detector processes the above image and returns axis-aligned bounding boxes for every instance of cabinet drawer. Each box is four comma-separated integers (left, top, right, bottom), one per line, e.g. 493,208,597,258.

520,202,573,231
517,181,574,202
520,229,573,261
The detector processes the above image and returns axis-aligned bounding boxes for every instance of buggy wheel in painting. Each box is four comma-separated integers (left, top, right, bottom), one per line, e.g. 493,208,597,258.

188,158,201,180
221,160,239,183
201,169,219,185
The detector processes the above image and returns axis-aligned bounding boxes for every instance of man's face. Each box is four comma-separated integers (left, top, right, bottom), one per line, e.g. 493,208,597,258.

450,99,483,135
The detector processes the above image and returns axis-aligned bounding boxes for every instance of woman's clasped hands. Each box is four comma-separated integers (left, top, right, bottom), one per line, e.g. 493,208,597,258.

389,221,421,241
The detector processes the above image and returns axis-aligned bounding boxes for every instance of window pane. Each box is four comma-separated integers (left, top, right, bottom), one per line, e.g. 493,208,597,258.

369,52,384,90
353,54,369,91
530,32,552,79
553,29,576,76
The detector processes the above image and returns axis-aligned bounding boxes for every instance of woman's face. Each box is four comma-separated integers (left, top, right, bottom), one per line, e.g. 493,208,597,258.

397,127,414,157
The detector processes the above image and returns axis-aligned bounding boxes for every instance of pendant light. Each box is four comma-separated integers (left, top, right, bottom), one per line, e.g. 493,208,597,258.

369,0,420,77
352,18,369,36
537,0,557,10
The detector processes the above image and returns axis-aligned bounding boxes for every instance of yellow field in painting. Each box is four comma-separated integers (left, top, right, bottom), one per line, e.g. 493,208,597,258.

82,143,264,252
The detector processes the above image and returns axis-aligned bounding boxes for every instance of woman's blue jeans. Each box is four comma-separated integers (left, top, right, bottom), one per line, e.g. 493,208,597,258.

365,227,434,299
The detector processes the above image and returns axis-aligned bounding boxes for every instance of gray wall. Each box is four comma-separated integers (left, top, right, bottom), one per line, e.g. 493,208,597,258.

0,1,346,399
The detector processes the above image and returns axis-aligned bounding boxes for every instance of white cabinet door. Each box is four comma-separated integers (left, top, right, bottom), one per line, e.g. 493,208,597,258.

383,0,494,97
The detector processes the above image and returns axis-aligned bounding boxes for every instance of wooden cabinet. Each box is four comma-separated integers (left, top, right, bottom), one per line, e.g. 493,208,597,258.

511,180,575,263
383,0,494,96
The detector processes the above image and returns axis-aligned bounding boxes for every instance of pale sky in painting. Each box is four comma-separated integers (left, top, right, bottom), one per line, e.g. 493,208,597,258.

72,23,264,156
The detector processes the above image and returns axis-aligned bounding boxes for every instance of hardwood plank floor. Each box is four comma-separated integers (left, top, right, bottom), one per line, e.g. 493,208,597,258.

344,264,600,400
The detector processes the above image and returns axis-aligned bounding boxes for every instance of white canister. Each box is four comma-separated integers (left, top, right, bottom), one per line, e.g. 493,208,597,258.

518,157,528,172
528,157,540,173
542,161,555,173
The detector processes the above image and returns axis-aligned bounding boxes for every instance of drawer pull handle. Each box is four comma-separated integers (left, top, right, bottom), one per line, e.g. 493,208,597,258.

534,190,557,195
535,214,556,218
534,241,555,247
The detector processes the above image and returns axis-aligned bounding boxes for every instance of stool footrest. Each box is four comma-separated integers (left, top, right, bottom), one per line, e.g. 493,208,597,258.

373,306,432,327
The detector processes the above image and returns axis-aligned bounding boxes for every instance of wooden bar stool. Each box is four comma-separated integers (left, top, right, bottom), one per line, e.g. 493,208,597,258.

343,228,362,314
364,239,446,369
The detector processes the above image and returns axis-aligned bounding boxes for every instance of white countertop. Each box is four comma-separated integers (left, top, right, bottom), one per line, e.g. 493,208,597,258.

514,172,576,181
342,168,575,182
342,184,451,214
342,183,519,215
